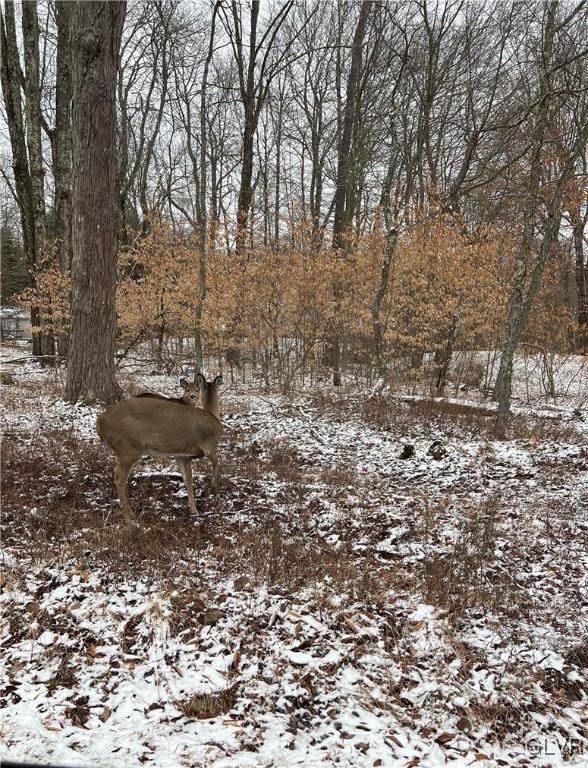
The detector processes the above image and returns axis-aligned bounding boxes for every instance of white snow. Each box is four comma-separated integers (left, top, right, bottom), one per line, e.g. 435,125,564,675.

1,345,587,766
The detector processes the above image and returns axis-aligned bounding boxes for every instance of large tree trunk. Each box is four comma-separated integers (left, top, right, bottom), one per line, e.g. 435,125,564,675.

21,1,46,258
65,1,126,404
332,1,372,250
53,0,73,358
235,106,257,255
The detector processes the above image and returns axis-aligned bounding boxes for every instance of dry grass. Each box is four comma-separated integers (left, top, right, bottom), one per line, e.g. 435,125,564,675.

175,685,239,719
420,499,523,618
2,383,583,637
309,390,581,443
1,430,388,602
1,432,208,577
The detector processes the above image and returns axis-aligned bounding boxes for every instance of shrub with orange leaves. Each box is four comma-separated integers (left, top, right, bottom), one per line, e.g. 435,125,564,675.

204,222,336,384
117,224,199,354
381,216,513,359
17,242,72,338
111,213,578,384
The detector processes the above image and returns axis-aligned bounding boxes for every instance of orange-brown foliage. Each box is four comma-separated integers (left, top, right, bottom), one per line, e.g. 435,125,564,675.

18,214,575,377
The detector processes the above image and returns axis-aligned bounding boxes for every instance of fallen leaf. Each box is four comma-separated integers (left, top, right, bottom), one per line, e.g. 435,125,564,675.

86,644,97,665
69,567,89,582
456,717,472,733
99,706,111,723
42,716,62,732
202,608,224,626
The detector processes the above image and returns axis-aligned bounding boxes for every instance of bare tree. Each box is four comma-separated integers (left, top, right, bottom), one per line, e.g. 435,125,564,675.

494,0,588,431
1,0,46,356
53,1,73,275
219,0,297,254
194,2,220,373
331,0,373,385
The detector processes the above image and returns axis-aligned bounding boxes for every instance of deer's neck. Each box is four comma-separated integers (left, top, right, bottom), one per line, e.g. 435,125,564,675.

203,401,220,420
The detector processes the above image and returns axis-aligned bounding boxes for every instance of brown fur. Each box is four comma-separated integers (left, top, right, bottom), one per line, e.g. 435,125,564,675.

97,375,223,517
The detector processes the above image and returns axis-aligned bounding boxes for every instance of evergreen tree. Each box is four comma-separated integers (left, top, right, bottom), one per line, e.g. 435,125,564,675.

1,224,27,305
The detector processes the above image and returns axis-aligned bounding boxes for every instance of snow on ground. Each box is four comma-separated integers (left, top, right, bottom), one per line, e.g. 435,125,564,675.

1,344,587,767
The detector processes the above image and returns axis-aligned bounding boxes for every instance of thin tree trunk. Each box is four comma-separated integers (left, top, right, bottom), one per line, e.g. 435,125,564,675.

372,226,397,381
194,2,219,374
1,1,43,356
572,211,588,350
435,292,463,396
494,0,555,430
139,6,170,235
494,0,588,431
234,0,259,256
331,0,373,386
65,0,126,404
54,1,73,274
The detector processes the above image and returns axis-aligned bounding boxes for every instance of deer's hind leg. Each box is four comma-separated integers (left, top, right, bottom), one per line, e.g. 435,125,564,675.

114,453,140,518
205,448,219,491
176,458,198,516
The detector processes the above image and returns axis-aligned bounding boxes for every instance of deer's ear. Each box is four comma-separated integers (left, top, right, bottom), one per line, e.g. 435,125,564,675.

179,378,188,390
195,373,206,389
213,375,223,390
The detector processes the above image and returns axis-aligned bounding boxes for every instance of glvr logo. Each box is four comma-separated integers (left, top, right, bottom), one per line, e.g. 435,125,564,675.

527,737,584,757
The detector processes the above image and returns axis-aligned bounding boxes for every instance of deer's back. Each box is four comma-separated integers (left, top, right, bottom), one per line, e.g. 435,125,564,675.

97,397,221,457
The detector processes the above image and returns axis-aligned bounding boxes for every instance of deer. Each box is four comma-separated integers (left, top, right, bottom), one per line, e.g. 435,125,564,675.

96,373,223,518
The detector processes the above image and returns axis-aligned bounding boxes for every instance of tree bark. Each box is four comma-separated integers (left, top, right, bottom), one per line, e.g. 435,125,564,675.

234,0,259,255
65,0,126,404
194,2,219,374
435,292,463,396
494,0,554,427
331,0,373,385
21,1,46,254
571,209,588,350
22,0,55,359
1,1,43,355
221,0,295,256
372,224,397,382
54,1,73,275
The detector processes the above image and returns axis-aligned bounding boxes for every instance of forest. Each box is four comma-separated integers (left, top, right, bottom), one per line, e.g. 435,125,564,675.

1,1,587,767
0,0,585,418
